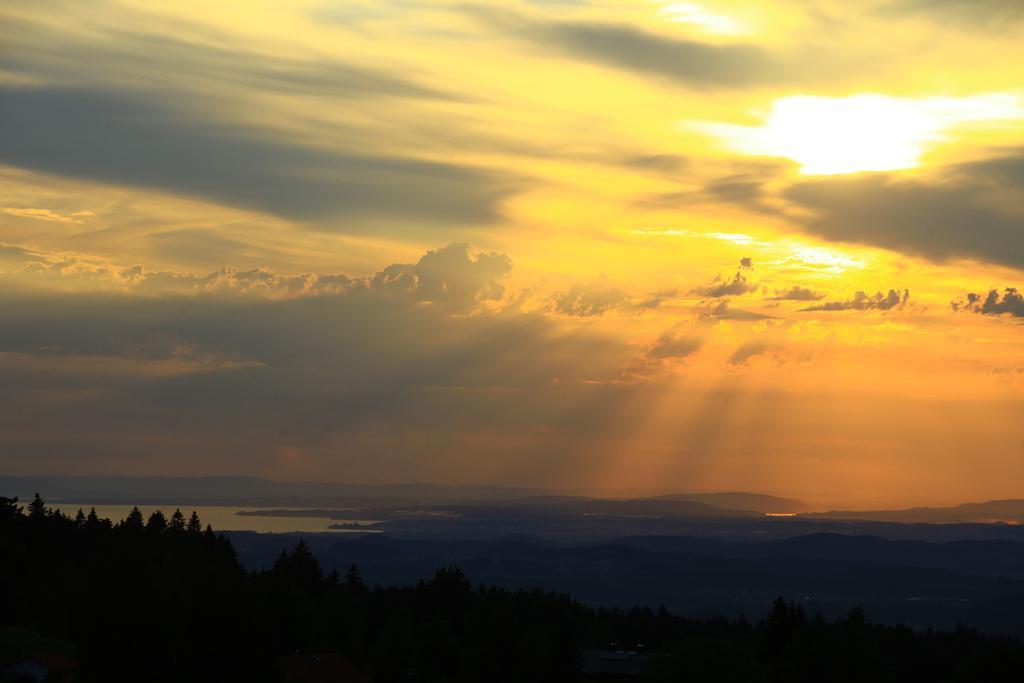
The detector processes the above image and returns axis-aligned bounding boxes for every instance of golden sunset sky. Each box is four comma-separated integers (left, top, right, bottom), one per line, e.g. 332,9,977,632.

2,0,1023,506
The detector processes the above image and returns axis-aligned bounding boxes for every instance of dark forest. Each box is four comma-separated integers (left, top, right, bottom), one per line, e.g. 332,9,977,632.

3,495,1023,682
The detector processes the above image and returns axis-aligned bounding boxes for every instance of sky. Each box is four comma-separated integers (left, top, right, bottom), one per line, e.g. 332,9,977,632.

2,0,1023,507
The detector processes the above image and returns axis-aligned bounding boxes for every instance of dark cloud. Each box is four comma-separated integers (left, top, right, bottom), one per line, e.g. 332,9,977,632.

412,243,513,311
3,6,702,179
0,86,518,226
620,154,690,174
704,301,772,321
639,162,791,210
705,177,768,206
692,274,756,298
883,0,1024,26
647,333,702,360
535,23,783,89
956,288,1024,317
728,339,777,366
636,288,679,310
691,262,758,298
801,289,909,312
550,281,628,317
0,13,458,102
474,8,788,89
962,150,1024,185
781,155,1024,267
769,286,825,301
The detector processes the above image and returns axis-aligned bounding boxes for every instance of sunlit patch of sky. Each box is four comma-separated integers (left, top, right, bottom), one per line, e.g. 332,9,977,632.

655,2,749,35
686,93,1024,175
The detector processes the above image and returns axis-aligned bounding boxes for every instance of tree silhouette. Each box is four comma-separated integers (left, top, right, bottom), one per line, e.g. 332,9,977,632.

187,510,202,534
345,563,368,598
273,539,323,594
146,510,168,533
122,506,145,532
168,508,186,533
28,492,47,519
0,496,23,524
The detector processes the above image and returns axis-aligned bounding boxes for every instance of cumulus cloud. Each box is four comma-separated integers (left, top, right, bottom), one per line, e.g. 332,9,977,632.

3,242,514,314
955,288,1024,317
801,289,909,312
617,331,703,381
691,260,759,298
0,243,641,477
413,244,512,310
9,252,356,297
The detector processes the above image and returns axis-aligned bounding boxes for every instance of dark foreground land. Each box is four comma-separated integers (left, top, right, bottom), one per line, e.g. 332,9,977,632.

4,496,1024,682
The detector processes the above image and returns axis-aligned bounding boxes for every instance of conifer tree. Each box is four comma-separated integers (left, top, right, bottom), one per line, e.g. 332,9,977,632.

168,508,186,533
75,508,86,527
273,539,324,592
0,496,21,524
187,510,202,534
123,506,145,532
146,510,168,533
273,548,290,573
28,492,47,519
345,563,368,597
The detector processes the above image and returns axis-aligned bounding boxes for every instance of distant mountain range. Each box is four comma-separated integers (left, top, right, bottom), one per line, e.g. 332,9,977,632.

4,475,1022,525
0,475,552,506
0,475,811,514
651,492,813,514
811,500,1024,524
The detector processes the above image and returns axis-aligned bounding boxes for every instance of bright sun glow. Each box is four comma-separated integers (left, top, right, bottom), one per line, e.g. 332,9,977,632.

658,2,748,35
691,93,1023,174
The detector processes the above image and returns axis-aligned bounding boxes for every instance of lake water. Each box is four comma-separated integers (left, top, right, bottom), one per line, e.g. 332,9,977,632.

49,503,381,534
